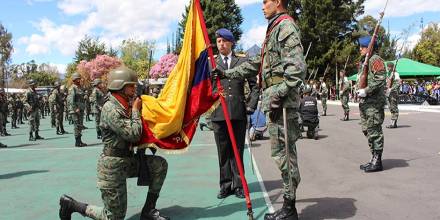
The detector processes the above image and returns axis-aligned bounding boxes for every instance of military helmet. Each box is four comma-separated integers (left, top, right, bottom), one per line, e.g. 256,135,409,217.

71,73,81,81
28,79,36,86
107,66,138,91
92,78,103,86
303,85,312,94
54,81,61,87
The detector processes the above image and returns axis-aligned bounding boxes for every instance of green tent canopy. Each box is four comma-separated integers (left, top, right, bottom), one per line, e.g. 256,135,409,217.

348,58,440,81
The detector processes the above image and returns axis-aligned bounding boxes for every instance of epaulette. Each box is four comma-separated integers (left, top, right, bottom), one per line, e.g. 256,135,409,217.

235,53,247,58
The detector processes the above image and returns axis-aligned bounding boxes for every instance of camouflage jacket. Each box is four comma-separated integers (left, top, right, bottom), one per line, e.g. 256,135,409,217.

100,94,142,153
320,83,329,98
387,71,401,92
25,88,39,111
225,13,306,112
91,87,105,113
339,77,351,95
67,84,85,113
356,54,386,106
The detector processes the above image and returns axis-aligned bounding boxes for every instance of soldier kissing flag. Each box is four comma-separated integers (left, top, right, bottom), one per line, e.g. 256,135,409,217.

138,0,218,151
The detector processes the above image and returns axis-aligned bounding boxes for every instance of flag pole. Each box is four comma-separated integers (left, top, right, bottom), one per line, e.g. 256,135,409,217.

194,0,254,219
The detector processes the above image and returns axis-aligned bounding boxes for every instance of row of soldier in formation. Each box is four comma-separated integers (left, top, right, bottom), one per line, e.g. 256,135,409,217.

0,73,107,148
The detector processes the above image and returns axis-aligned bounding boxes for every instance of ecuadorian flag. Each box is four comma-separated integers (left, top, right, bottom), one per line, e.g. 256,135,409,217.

138,0,218,151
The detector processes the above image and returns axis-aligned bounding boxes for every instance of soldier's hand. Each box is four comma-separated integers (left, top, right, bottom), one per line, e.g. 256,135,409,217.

133,98,142,112
211,68,225,80
385,88,391,97
357,89,367,98
75,108,80,113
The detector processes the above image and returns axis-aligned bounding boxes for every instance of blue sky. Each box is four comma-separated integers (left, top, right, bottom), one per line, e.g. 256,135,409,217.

0,0,439,74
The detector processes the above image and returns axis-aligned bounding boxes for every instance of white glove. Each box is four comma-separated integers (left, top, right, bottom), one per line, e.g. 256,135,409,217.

385,88,391,97
357,89,367,98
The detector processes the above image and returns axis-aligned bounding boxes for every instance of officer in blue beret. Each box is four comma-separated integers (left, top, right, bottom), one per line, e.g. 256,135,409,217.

209,27,259,200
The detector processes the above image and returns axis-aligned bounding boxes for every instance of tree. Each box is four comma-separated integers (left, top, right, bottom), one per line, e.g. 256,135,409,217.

149,54,178,79
0,23,13,88
73,35,118,63
412,23,440,67
287,0,365,79
178,0,243,52
120,39,155,79
77,54,122,88
8,61,60,87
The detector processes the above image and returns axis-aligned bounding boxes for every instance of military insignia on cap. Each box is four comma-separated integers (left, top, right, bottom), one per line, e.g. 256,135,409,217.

371,59,385,74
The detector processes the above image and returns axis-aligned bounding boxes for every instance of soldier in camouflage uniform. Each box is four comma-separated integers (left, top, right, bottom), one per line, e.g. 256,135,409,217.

214,1,305,219
51,82,67,135
90,78,106,139
385,62,401,129
318,77,328,116
68,73,88,147
10,93,19,129
356,36,386,173
17,94,24,124
0,90,7,136
49,87,57,128
59,66,170,220
339,70,351,121
25,80,44,141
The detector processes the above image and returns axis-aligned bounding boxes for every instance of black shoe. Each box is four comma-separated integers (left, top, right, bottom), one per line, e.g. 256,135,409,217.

4,132,11,136
199,123,206,131
386,120,398,129
57,130,63,135
234,188,245,199
140,209,170,220
364,151,383,172
29,133,36,141
59,194,87,220
217,189,233,199
360,154,373,170
0,143,7,148
264,196,298,220
35,132,44,140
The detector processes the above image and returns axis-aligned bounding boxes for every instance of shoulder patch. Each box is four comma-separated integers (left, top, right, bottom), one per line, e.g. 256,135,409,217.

371,58,385,74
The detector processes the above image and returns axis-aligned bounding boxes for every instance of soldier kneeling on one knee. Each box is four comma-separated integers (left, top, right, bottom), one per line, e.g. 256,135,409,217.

299,85,319,140
59,66,170,220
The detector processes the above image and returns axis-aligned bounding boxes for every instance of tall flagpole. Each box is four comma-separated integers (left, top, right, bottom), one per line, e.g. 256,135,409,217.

195,1,254,219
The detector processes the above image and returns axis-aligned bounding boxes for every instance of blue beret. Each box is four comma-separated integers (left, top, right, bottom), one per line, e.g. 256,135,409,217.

215,28,235,43
358,36,372,47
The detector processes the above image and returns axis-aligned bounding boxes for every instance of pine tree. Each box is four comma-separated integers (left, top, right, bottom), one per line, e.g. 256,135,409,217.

178,0,243,52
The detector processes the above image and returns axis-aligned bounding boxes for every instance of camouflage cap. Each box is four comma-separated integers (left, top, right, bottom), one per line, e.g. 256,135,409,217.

71,73,81,81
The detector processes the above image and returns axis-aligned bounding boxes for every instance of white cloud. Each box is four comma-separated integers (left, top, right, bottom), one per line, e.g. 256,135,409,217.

239,24,266,49
365,0,440,17
20,0,188,57
236,0,261,7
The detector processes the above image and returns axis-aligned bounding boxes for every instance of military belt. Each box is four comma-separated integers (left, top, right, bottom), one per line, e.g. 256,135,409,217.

263,76,284,89
103,147,133,158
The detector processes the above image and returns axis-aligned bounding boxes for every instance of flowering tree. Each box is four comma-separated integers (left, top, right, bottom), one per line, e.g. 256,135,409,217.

149,53,178,79
77,54,121,87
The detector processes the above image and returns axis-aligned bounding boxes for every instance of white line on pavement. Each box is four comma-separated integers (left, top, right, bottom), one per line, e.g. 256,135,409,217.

246,138,275,213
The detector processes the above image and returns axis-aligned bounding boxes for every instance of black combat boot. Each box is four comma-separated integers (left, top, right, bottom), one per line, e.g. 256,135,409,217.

360,152,373,170
0,143,7,148
199,122,206,131
59,194,87,220
75,136,87,147
322,110,326,116
386,120,397,129
140,192,170,220
35,131,44,140
56,128,63,135
264,196,298,220
364,151,383,172
29,132,36,141
96,129,102,139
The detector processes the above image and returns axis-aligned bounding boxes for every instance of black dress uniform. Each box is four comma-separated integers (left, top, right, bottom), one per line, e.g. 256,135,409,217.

211,53,259,198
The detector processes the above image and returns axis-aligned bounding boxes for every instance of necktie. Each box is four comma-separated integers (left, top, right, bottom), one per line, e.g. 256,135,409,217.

224,56,229,70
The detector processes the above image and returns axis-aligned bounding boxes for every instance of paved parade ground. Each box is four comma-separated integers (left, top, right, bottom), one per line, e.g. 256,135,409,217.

1,102,440,219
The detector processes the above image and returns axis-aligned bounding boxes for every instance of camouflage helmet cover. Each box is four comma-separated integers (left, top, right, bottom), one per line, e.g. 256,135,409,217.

28,79,36,86
54,81,61,87
107,66,138,91
92,78,103,86
303,84,312,94
71,72,81,80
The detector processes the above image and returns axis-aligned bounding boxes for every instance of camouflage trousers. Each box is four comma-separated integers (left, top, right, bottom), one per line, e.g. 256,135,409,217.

50,106,56,126
95,111,101,133
85,154,168,220
0,112,4,134
267,108,301,200
70,112,84,137
11,109,18,128
340,94,350,113
359,103,384,152
388,92,399,120
321,97,328,112
28,110,40,133
55,107,64,132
